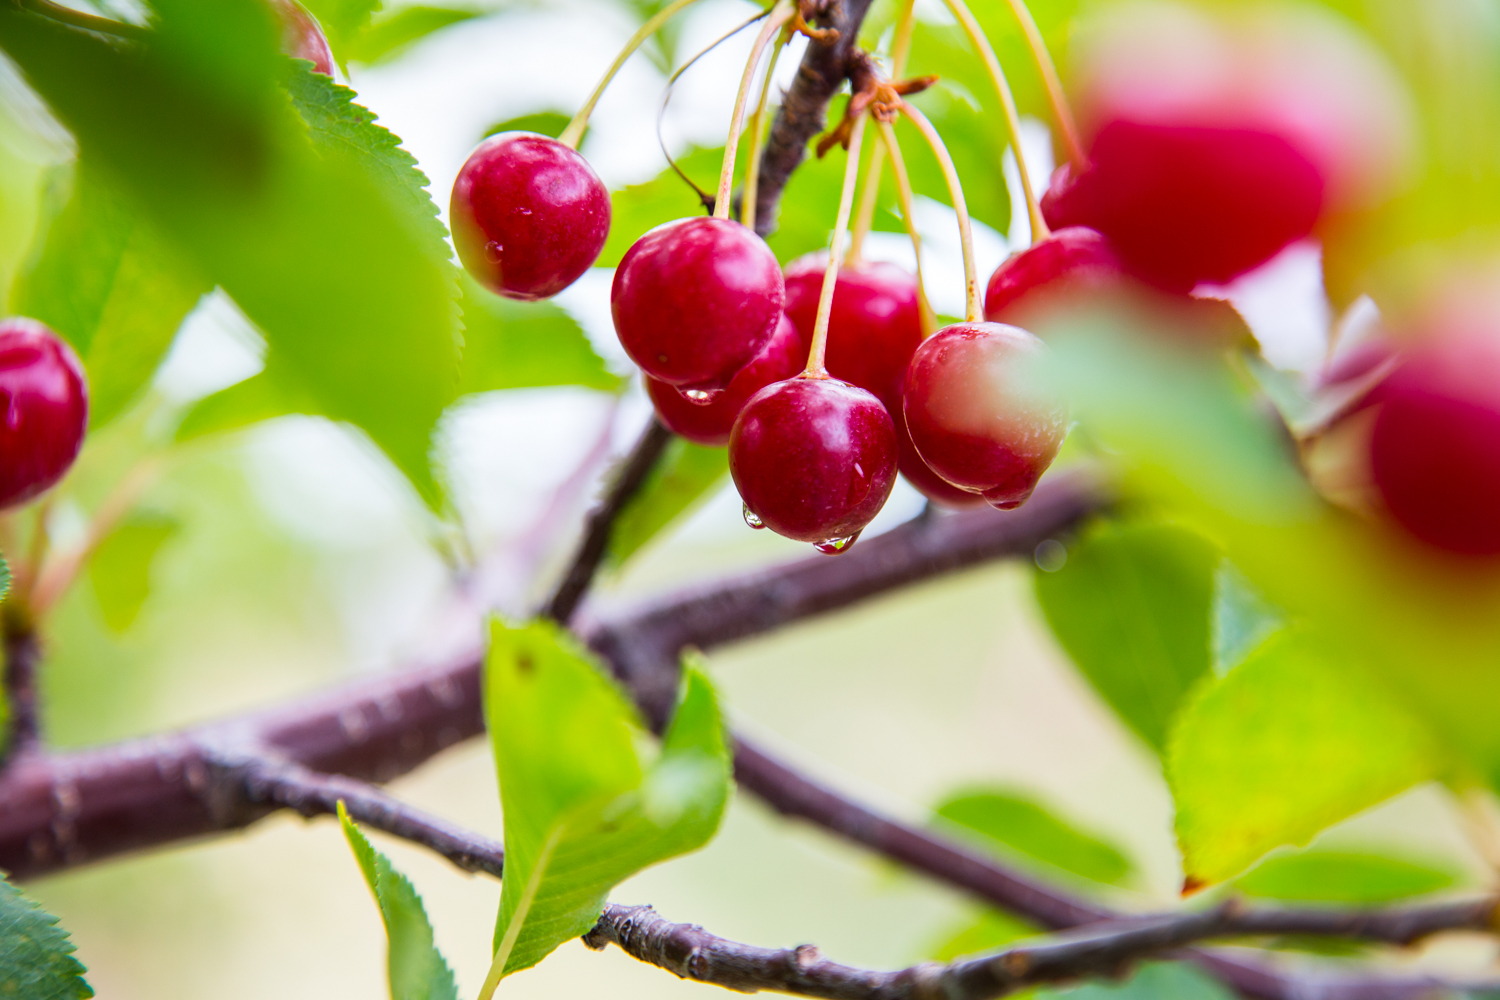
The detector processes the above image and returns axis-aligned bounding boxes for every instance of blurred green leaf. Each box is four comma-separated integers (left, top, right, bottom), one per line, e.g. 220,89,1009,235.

13,166,210,429
1035,519,1220,754
1235,849,1457,904
302,0,383,59
345,5,479,64
0,7,461,507
174,364,318,441
483,111,573,141
1211,561,1284,675
339,804,460,1000
1168,631,1445,888
88,512,179,633
484,622,729,977
596,146,721,268
0,552,9,605
928,909,1035,962
1041,961,1233,1000
0,872,93,999
458,275,619,395
932,788,1132,886
608,436,727,567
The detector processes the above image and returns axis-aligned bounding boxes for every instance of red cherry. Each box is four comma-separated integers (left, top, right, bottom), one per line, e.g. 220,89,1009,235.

613,217,784,395
1041,120,1324,292
1370,332,1500,556
729,376,898,548
270,0,334,76
451,133,611,302
646,314,807,447
984,227,1127,328
891,407,986,508
783,255,923,403
903,322,1067,510
0,318,88,511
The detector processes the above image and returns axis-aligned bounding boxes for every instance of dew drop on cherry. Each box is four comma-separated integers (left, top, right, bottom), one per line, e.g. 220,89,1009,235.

681,387,723,406
484,241,504,263
814,531,861,555
743,505,766,529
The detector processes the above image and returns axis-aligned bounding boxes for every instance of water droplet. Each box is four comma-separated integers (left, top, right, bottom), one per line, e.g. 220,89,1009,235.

518,207,533,216
742,505,765,529
679,387,722,406
1034,539,1067,572
814,530,861,555
483,240,504,263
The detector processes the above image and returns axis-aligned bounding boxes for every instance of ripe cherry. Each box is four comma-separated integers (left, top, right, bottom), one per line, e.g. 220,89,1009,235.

646,314,806,447
0,318,88,511
1370,332,1500,556
892,412,986,508
271,0,335,76
783,256,923,404
730,376,898,549
451,133,611,301
903,322,1067,510
1041,120,1324,292
984,227,1127,328
613,217,784,396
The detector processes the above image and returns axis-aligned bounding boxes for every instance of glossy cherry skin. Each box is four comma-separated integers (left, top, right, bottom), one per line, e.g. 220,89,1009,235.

891,407,986,508
451,133,611,301
730,376,898,545
1042,120,1324,293
1370,333,1500,556
984,227,1128,328
614,217,784,394
646,314,807,447
903,322,1067,510
271,0,334,75
783,255,924,404
0,318,88,511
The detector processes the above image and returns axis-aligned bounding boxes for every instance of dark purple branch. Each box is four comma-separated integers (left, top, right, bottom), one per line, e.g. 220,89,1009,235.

3,611,42,756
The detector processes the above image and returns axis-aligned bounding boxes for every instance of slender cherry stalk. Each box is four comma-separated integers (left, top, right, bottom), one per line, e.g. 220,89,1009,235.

846,0,919,264
716,0,797,220
877,120,936,336
805,112,870,377
741,24,793,230
899,101,981,322
558,0,706,150
936,0,1048,243
1002,0,1083,169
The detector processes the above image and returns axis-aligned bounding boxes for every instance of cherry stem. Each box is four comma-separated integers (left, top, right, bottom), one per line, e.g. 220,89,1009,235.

716,0,796,221
805,112,870,377
741,24,793,231
846,0,918,266
877,120,937,336
899,100,981,323
936,0,1049,244
1002,0,1084,170
559,0,705,150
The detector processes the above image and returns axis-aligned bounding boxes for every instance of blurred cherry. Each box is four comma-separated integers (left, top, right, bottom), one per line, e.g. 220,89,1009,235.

984,226,1128,327
646,314,806,447
271,0,334,75
903,322,1067,510
614,217,784,397
730,376,897,549
0,318,88,511
452,133,611,301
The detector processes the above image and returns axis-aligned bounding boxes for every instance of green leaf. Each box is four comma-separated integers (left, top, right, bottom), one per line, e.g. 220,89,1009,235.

88,512,179,632
1235,849,1457,904
928,909,1035,962
174,365,319,441
932,788,1132,886
0,552,10,605
0,8,462,507
607,436,728,567
0,872,93,999
457,275,620,396
596,147,721,268
345,6,479,65
1042,961,1233,1000
483,112,572,142
13,166,210,429
1211,561,1284,675
484,621,729,978
302,0,383,60
1168,631,1445,888
338,804,460,1000
1035,519,1221,754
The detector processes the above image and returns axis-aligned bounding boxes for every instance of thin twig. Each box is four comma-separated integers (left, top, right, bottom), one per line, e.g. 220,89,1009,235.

1,614,43,757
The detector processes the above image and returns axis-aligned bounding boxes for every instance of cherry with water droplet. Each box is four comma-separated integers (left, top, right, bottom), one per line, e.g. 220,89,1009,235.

730,376,898,547
0,318,89,511
614,217,785,396
742,505,766,529
984,226,1128,328
451,133,611,301
1369,330,1500,556
902,322,1067,510
1042,120,1324,292
270,0,335,75
647,314,807,447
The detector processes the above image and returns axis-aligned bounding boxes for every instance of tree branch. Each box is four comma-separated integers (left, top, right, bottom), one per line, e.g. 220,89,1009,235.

2,609,43,756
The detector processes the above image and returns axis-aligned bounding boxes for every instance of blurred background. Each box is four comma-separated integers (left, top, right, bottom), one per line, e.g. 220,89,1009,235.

0,0,1494,995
